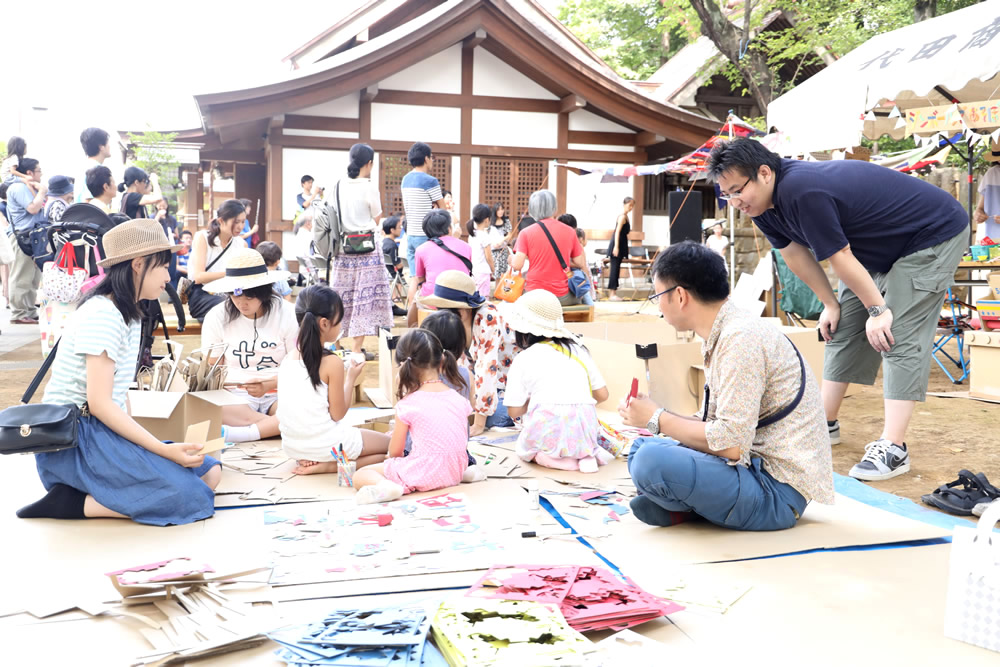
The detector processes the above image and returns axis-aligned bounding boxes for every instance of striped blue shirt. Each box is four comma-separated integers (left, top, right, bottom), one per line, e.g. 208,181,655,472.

400,170,442,237
42,296,141,410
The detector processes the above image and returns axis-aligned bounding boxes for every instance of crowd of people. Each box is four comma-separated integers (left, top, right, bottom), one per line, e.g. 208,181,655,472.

7,135,967,541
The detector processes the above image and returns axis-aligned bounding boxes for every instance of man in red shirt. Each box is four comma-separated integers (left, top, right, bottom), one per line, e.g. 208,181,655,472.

511,190,586,304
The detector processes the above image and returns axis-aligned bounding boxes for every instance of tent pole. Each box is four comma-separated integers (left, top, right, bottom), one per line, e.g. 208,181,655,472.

728,115,736,290
968,137,975,246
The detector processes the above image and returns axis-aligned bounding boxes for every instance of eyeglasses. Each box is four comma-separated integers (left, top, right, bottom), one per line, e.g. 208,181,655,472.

718,176,751,201
648,285,679,302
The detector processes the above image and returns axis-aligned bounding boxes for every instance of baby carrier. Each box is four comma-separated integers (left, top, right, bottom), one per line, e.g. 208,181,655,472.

43,203,186,371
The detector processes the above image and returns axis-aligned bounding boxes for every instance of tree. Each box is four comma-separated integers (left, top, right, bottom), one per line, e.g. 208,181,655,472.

126,128,181,210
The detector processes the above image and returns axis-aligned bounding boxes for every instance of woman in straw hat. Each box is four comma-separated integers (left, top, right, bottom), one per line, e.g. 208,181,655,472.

418,269,519,435
17,219,221,525
500,289,612,473
200,248,297,444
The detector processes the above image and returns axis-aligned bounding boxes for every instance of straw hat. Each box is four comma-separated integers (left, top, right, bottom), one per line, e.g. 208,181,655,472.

418,270,486,309
987,139,1000,163
499,289,578,340
98,218,180,268
202,248,291,295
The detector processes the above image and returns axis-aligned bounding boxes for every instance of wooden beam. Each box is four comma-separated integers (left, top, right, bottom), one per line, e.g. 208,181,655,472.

356,28,369,44
567,130,636,146
460,44,474,225
374,88,562,113
270,130,645,163
556,111,568,216
559,94,585,114
463,28,487,50
265,138,283,234
200,149,266,163
635,131,664,147
362,84,379,103
284,115,360,132
359,96,371,141
632,167,645,235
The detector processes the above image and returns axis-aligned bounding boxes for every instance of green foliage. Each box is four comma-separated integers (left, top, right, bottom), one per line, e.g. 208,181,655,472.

126,128,181,211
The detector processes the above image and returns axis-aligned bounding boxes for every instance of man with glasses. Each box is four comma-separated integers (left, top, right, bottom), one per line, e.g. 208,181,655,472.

707,138,968,482
619,241,833,530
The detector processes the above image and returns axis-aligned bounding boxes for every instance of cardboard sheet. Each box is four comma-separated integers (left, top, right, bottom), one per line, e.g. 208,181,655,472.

623,545,997,664
541,485,951,566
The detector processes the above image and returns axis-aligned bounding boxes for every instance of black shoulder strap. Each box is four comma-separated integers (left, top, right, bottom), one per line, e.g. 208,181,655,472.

327,180,341,284
431,238,473,275
21,339,59,404
536,221,568,271
205,238,233,272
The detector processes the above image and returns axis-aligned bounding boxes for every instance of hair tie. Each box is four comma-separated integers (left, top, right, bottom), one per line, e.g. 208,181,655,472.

402,356,411,364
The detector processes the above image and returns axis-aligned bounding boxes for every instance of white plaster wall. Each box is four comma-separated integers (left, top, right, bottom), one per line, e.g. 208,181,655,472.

450,155,461,204
470,157,481,206
296,92,360,118
568,110,632,133
472,48,558,100
472,109,558,149
282,147,349,221
283,129,360,139
643,214,671,247
568,143,634,153
379,43,462,94
565,162,633,231
371,104,462,144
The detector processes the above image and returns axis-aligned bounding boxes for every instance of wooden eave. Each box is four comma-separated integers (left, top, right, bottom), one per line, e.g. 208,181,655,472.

196,0,718,151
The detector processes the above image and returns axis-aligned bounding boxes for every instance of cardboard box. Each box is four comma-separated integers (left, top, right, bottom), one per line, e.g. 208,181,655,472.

364,328,402,408
966,330,1000,400
989,271,1000,298
128,389,246,442
976,299,1000,320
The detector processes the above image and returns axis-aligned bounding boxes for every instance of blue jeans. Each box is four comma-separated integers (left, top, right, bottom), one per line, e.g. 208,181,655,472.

627,437,807,531
485,392,515,428
406,234,428,276
580,289,595,306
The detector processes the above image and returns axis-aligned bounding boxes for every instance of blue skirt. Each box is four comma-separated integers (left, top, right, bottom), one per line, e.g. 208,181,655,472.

35,416,219,526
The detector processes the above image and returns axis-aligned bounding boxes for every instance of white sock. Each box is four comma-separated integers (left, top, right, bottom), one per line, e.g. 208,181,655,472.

462,464,487,483
221,424,261,443
578,456,598,473
355,479,404,505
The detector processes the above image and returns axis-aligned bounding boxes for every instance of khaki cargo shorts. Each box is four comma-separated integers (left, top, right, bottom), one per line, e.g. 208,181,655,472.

824,226,968,401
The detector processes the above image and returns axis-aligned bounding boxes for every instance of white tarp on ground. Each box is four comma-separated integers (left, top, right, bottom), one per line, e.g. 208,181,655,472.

768,1,1000,154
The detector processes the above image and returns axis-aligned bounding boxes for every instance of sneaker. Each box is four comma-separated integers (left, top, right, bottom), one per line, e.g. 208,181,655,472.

828,420,841,445
849,439,910,481
391,305,407,317
355,480,404,505
973,499,997,517
462,464,487,483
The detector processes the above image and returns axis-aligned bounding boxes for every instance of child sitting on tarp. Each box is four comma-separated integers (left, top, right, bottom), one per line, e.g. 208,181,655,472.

501,289,612,473
277,285,389,475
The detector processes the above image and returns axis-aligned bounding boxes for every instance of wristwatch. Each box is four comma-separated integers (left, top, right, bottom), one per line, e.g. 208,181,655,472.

867,304,889,318
646,408,666,435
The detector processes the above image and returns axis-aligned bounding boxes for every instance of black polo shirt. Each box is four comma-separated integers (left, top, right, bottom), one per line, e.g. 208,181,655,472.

753,158,967,273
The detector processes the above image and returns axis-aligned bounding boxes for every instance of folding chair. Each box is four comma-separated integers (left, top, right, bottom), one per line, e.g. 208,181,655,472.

770,249,824,326
384,250,408,307
931,288,970,384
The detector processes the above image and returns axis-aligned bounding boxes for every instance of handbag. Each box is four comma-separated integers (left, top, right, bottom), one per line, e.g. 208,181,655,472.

340,230,376,254
537,222,589,298
181,238,233,305
80,243,105,295
944,500,1000,652
430,238,473,275
494,268,525,303
0,339,81,455
42,241,89,303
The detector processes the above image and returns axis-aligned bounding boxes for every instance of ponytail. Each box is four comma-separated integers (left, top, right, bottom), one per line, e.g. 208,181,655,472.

468,203,491,237
347,142,374,179
440,349,466,394
294,285,345,390
466,218,477,237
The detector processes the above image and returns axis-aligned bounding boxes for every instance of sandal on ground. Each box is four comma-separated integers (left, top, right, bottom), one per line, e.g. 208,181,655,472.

921,470,993,516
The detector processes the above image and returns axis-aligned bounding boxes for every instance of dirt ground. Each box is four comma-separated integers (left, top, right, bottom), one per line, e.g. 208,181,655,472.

2,308,996,510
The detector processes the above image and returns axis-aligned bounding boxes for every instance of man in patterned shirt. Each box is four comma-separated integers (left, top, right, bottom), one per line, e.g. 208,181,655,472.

620,242,834,530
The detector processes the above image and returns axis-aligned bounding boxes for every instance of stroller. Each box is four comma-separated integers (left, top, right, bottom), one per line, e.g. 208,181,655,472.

41,203,187,371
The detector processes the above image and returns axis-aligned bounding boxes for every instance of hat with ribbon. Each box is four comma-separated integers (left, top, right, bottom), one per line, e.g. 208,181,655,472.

499,289,578,340
417,270,486,310
98,218,181,268
987,138,1000,163
202,247,291,295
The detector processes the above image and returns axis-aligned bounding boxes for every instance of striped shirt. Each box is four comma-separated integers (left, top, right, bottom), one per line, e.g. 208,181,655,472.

43,296,141,410
702,301,835,504
400,170,442,237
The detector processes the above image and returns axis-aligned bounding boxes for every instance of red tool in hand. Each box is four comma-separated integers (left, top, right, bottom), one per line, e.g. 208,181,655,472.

626,378,639,406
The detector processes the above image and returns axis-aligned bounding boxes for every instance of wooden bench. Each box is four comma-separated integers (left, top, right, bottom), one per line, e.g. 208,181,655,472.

562,305,595,322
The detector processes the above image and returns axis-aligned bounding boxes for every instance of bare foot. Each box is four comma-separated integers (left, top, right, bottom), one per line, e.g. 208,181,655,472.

293,461,339,475
297,459,320,467
470,423,485,437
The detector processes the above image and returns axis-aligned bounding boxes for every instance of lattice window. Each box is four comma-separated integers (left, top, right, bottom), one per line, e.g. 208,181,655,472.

480,159,548,220
379,152,451,218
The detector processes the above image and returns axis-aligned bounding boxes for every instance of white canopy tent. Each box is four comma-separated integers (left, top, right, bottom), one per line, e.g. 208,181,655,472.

767,1,1000,155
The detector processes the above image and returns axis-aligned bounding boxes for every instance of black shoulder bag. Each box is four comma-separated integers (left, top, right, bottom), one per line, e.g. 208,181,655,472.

430,238,473,275
0,339,82,455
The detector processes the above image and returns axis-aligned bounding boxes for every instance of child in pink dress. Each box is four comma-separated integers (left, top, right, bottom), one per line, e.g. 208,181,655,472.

353,329,472,504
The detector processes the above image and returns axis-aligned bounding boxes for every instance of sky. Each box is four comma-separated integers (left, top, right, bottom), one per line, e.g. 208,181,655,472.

1,0,563,177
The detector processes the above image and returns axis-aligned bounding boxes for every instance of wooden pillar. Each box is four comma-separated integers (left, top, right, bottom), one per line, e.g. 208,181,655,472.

556,112,569,216
631,150,646,242
459,41,474,225
184,170,198,230
265,140,282,246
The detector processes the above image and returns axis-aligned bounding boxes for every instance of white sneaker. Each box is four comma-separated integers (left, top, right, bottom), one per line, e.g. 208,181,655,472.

828,420,841,445
578,456,598,474
355,480,404,505
462,464,487,483
973,499,997,517
849,439,910,481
